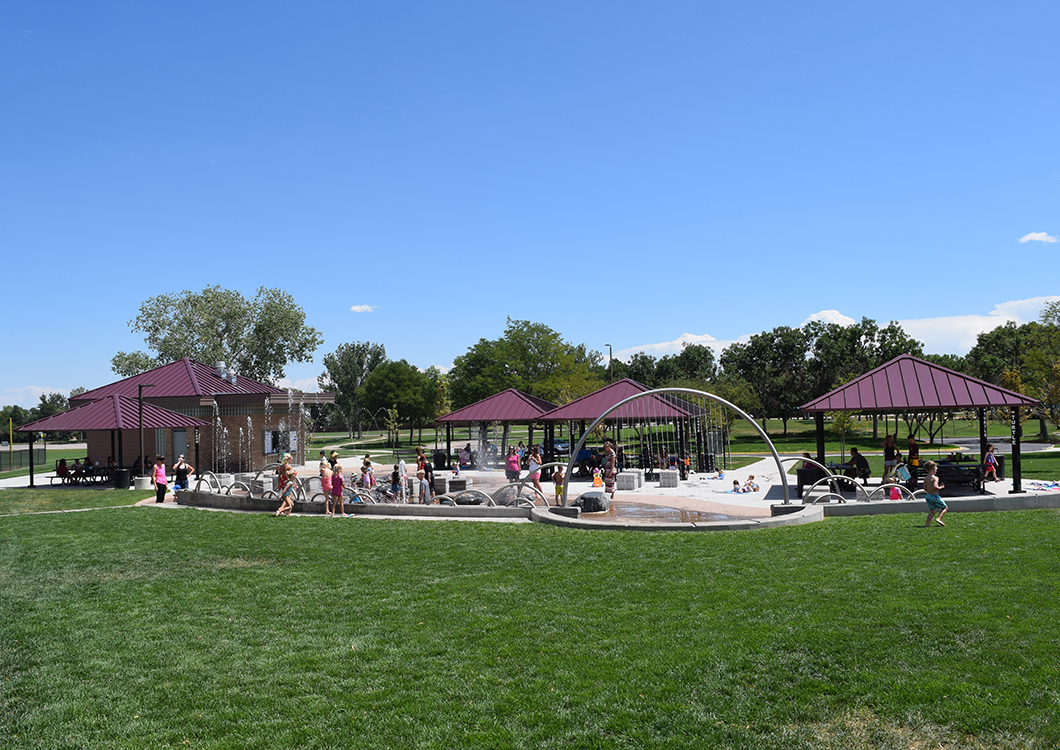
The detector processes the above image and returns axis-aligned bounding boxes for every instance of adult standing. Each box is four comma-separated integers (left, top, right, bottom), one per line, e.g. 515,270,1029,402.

505,446,521,483
172,455,194,491
603,441,617,499
527,445,544,497
152,454,168,504
906,435,920,468
881,435,897,483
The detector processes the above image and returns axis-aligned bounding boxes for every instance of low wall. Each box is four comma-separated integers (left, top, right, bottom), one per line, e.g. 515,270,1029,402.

529,504,824,531
176,489,531,519
819,491,1060,516
175,489,824,530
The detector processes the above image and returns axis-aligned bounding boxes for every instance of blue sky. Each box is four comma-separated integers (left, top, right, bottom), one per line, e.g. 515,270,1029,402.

3,1,1058,409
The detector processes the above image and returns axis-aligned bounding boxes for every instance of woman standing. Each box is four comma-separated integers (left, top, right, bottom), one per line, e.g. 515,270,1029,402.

881,435,897,483
152,455,168,503
603,441,617,499
527,445,544,497
505,446,521,483
172,455,194,491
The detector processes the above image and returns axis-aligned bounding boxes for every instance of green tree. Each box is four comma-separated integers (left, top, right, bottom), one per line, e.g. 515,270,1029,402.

720,326,810,435
361,360,431,445
317,341,387,437
624,352,657,387
804,318,923,397
448,319,603,407
112,285,323,384
966,321,1034,385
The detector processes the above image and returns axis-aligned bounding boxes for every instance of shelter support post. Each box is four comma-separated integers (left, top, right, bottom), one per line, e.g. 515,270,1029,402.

815,413,826,465
446,424,452,466
977,408,987,465
28,433,35,488
1010,407,1022,494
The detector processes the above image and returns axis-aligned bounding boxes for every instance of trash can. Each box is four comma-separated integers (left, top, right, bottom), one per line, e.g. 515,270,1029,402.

433,449,448,470
113,468,131,490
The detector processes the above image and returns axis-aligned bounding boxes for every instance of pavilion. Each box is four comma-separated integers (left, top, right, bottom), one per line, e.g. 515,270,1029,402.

799,355,1040,491
436,389,558,467
20,358,334,478
17,394,211,487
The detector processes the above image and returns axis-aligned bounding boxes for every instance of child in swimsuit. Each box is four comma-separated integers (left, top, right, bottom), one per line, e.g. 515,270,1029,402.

923,461,947,527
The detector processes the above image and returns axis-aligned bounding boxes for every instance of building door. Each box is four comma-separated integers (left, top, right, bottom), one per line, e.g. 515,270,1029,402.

173,429,187,462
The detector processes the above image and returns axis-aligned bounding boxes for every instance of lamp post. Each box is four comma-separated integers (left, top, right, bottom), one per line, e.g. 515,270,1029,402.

138,383,156,477
605,343,613,384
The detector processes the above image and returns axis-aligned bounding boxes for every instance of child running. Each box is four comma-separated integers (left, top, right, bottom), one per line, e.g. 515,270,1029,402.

923,460,948,527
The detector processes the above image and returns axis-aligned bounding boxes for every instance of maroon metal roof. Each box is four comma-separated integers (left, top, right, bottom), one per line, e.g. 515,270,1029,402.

437,389,558,423
18,394,211,432
800,355,1040,413
539,379,695,421
71,358,286,403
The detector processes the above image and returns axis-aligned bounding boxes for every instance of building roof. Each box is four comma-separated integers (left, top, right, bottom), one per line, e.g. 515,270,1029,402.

71,358,287,403
799,355,1040,413
18,394,211,432
538,379,698,421
437,389,558,423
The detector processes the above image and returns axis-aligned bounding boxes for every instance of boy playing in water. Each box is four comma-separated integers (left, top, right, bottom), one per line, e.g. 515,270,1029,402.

923,460,947,527
552,466,565,505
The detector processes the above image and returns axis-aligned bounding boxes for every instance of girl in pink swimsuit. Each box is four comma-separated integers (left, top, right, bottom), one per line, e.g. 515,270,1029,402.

321,463,334,516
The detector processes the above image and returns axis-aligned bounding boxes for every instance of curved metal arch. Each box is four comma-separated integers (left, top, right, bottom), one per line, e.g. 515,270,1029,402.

493,481,549,507
193,471,222,493
560,388,790,506
225,481,252,496
805,474,869,504
866,484,923,502
452,489,495,506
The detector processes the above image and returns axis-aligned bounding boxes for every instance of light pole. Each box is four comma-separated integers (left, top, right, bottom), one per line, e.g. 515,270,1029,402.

605,343,613,384
138,383,156,476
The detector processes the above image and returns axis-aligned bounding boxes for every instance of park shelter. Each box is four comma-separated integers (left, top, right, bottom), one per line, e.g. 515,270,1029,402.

799,355,1040,491
538,379,722,470
436,389,557,467
17,394,210,487
62,358,333,474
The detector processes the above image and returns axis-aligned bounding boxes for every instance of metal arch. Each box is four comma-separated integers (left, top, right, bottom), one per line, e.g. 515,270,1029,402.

493,481,549,507
805,474,870,504
779,455,834,477
866,484,922,502
225,481,252,496
452,489,495,506
194,472,222,493
353,489,378,504
560,388,791,506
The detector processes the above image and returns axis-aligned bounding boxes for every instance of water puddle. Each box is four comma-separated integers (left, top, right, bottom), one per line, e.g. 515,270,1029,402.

584,500,762,524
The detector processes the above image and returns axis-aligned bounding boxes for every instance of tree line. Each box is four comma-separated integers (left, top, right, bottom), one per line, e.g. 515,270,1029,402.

6,286,1059,441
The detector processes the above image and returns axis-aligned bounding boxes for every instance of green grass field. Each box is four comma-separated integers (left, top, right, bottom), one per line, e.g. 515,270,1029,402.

1,494,1057,748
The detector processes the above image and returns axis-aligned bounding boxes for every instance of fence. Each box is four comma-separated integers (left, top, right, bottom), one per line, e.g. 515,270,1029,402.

0,447,49,472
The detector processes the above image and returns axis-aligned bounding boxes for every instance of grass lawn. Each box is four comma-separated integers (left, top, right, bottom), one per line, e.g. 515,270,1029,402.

0,448,88,482
0,488,153,516
1,500,1057,748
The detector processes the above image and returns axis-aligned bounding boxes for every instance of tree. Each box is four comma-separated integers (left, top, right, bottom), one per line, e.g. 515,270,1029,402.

720,326,810,435
112,285,323,384
624,353,657,387
360,360,431,445
448,319,603,407
317,341,387,437
966,321,1033,385
804,317,923,398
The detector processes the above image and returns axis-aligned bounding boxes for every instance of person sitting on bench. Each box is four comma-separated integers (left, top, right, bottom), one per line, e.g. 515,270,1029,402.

845,448,871,485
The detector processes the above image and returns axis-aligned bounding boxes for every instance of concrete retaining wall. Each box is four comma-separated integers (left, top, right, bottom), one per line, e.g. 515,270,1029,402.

819,491,1060,517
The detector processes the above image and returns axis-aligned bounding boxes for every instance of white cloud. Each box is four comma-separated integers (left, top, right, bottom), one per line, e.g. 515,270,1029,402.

1,386,69,410
350,304,378,313
613,297,1060,363
615,332,743,362
274,377,320,393
800,309,856,327
1019,232,1057,243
